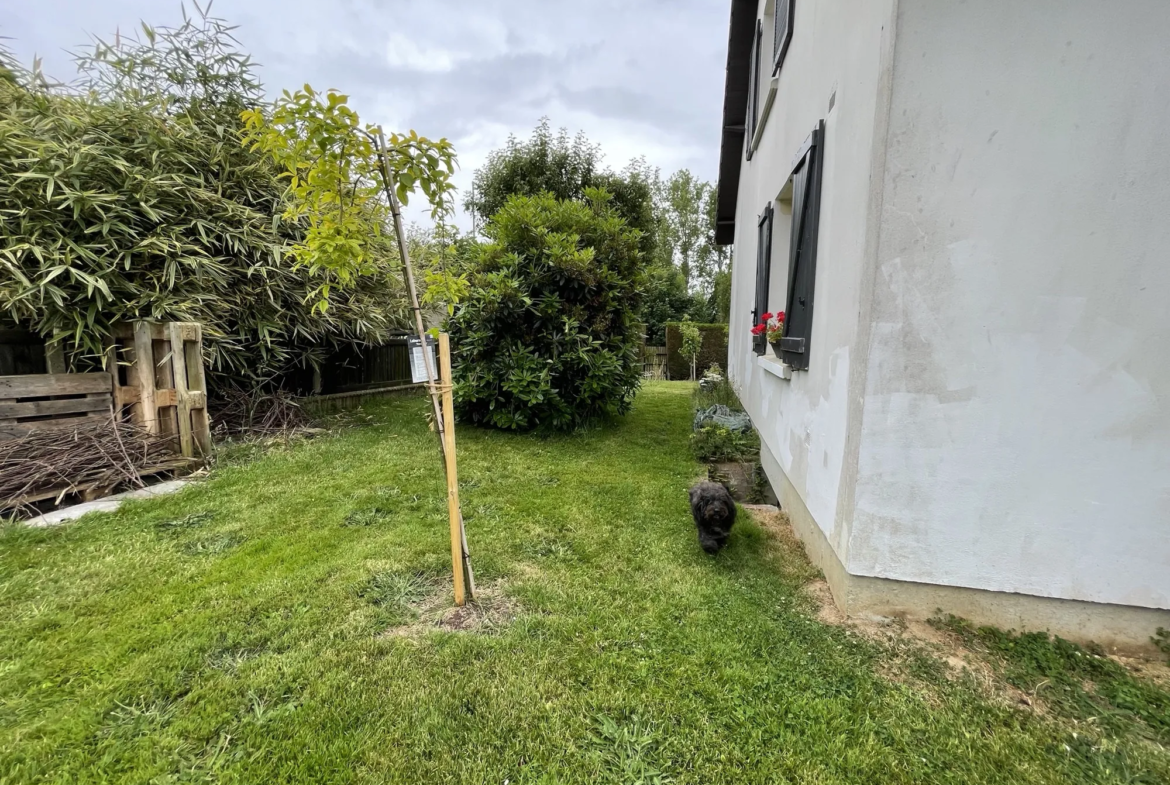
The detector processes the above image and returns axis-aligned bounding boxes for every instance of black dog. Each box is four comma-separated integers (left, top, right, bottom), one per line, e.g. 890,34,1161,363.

689,481,737,554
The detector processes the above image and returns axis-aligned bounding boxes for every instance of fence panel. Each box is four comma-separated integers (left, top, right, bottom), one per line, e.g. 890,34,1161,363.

320,337,413,395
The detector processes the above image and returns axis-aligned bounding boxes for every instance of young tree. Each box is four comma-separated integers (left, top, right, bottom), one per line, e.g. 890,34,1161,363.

242,88,456,307
679,321,703,382
447,191,645,431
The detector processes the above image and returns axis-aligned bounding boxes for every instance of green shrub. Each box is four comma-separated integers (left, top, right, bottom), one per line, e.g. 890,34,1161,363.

690,425,760,463
448,190,644,430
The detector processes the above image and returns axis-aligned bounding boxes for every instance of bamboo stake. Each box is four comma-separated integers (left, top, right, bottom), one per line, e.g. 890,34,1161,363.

438,333,466,605
374,127,474,602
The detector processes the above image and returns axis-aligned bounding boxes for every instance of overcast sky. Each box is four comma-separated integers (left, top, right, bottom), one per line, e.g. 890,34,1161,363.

4,0,728,226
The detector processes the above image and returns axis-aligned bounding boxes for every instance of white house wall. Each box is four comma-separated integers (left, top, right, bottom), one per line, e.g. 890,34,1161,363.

729,0,897,552
851,0,1170,609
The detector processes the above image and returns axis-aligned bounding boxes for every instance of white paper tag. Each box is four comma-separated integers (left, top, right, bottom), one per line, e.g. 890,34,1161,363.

408,336,437,383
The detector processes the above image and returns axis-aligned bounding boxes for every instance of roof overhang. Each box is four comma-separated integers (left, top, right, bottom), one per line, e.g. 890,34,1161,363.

714,0,758,246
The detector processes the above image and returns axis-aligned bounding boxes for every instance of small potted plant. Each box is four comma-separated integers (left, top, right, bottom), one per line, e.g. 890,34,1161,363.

750,311,786,355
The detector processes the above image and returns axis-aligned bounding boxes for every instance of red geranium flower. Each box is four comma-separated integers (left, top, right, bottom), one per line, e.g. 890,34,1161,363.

776,311,785,322
750,324,766,336
761,312,773,322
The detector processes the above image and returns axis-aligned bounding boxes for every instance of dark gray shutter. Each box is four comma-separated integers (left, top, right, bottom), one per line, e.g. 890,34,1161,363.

773,0,794,74
746,20,762,160
752,204,773,356
780,120,825,370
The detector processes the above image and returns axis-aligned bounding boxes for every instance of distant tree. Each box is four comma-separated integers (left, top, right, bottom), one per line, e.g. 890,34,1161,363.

653,170,729,296
641,262,693,345
448,190,644,431
463,120,730,351
711,268,732,323
465,118,657,256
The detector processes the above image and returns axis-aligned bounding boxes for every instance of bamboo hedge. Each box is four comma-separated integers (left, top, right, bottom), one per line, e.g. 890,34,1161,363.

0,13,411,391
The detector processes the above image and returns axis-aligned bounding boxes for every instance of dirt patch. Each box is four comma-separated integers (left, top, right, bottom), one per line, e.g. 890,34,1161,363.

1111,653,1170,690
380,581,519,638
743,505,1045,711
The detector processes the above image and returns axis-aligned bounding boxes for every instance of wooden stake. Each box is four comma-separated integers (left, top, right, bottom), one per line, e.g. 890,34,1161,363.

438,333,468,605
374,127,474,602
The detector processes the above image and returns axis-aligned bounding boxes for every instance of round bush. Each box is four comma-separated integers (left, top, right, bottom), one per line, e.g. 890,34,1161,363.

448,190,644,430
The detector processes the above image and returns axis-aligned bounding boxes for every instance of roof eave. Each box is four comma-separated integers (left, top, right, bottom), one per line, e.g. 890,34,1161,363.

714,0,757,247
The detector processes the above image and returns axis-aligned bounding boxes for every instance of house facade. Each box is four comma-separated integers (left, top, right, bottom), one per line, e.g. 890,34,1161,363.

716,0,1170,650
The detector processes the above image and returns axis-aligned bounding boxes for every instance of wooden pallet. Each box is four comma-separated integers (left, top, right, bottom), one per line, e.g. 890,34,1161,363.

0,373,113,440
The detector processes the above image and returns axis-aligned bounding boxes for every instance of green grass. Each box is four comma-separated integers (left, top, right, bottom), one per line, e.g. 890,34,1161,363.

1,382,1167,784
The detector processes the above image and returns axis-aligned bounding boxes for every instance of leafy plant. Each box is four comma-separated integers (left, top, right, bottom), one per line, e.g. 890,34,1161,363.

588,714,674,784
1153,628,1170,663
690,424,760,463
678,321,702,381
464,118,656,253
0,7,411,390
241,87,456,307
448,191,645,431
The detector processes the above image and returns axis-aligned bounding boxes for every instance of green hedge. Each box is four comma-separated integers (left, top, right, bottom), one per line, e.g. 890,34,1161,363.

664,322,728,380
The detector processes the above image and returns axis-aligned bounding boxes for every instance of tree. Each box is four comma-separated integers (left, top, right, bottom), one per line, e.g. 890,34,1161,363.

465,118,657,256
242,87,456,307
679,321,702,382
653,170,728,295
447,191,644,431
640,262,693,345
656,170,707,289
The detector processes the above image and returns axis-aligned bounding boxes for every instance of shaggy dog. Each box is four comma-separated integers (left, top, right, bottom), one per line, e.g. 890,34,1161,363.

689,481,737,554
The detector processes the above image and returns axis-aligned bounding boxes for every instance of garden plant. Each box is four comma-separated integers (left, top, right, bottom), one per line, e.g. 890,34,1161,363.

447,191,645,431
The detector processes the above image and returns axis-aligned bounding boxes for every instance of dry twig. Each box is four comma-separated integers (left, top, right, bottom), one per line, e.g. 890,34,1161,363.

0,418,181,513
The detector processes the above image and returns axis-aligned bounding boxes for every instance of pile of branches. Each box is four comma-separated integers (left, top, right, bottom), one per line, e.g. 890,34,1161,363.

211,387,313,438
0,419,183,512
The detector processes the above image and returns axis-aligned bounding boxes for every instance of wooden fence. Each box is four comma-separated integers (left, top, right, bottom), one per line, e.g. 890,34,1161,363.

642,346,668,380
319,336,413,395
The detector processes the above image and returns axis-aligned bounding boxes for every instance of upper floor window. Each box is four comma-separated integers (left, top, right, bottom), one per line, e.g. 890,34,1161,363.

746,1,795,161
773,0,794,74
745,20,763,160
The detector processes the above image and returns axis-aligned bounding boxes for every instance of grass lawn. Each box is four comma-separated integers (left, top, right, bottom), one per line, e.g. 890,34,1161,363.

2,382,1167,783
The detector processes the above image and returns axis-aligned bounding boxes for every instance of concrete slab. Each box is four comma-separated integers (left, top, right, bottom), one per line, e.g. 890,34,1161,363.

25,479,194,527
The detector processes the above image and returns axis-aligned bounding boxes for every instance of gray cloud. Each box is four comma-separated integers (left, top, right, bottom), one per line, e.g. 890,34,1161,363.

4,0,728,225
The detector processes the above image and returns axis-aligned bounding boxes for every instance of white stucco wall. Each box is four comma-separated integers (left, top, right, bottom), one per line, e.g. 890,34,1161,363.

729,0,897,552
850,0,1170,609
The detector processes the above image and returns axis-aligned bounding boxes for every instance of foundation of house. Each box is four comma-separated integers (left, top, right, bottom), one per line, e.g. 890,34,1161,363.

760,443,1170,656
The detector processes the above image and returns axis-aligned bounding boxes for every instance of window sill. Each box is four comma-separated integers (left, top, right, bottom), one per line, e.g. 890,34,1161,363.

750,75,780,154
757,353,793,380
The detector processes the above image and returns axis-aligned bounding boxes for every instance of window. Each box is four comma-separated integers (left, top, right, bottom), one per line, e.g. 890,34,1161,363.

745,20,762,161
778,120,825,371
772,0,794,74
747,120,825,371
751,203,773,355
